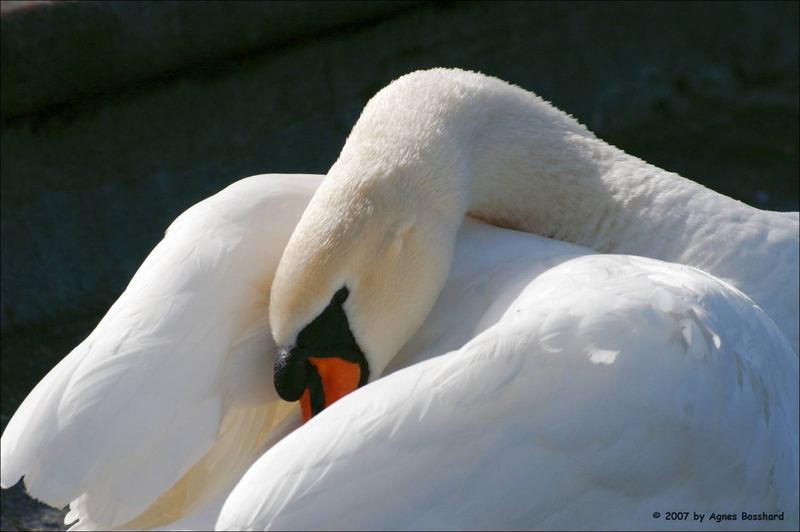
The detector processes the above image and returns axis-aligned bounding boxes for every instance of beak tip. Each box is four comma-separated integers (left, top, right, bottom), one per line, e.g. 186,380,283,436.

274,347,308,402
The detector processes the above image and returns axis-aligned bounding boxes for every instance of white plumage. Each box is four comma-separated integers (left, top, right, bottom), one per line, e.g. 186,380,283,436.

2,175,319,529
1,68,798,530
218,220,799,531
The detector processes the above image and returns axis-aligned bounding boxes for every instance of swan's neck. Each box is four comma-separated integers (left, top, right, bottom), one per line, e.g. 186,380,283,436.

333,69,798,352
468,123,719,263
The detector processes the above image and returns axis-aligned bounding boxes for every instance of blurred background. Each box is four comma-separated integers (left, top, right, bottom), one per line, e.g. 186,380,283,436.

1,1,798,529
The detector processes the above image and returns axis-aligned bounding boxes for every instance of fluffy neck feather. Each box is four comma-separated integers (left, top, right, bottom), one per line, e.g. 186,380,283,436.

333,68,799,352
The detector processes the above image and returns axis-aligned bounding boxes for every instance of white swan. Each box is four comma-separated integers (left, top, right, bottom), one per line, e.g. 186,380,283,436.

218,68,799,530
1,68,797,531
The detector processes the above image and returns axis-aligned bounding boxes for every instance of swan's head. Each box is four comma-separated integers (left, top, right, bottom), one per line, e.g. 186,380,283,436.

270,163,462,421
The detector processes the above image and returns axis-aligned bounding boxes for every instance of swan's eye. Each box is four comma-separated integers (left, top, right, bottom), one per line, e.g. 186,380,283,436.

274,286,368,422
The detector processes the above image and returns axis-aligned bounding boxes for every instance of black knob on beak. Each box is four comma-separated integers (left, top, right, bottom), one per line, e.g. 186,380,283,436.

274,347,308,401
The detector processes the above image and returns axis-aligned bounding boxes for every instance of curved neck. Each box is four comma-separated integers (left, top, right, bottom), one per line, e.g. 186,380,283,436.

334,69,798,352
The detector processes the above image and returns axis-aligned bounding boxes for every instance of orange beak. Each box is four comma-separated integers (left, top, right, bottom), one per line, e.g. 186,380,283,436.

300,357,362,423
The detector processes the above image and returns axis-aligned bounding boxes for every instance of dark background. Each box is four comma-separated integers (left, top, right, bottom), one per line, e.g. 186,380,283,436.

1,2,798,529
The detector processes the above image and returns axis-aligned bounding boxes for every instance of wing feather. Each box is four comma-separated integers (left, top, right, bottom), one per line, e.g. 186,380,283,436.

1,174,321,528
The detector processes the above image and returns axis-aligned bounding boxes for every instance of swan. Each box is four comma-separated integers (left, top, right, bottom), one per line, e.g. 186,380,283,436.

1,68,798,530
218,68,799,530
